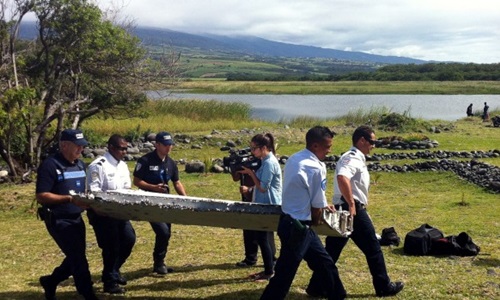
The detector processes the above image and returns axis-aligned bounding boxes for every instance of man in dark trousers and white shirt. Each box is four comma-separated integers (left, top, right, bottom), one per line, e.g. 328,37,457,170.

133,131,187,274
307,125,404,298
87,134,136,294
261,126,345,300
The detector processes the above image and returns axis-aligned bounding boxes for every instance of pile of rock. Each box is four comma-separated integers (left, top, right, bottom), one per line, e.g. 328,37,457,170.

367,159,500,193
375,139,439,150
368,149,500,161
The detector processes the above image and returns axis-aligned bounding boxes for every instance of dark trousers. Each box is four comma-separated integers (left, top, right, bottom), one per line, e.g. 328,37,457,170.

308,202,390,294
149,222,171,263
44,215,94,297
243,230,277,263
261,215,345,300
88,210,136,284
251,230,274,274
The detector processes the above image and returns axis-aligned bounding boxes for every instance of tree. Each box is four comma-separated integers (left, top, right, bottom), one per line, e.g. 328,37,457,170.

0,0,151,180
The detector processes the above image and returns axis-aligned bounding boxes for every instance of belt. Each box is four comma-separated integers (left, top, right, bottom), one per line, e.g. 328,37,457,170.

339,196,366,210
281,214,312,226
53,213,81,219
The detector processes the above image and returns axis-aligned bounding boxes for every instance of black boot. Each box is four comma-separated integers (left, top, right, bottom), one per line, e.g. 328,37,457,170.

39,275,57,300
153,261,174,274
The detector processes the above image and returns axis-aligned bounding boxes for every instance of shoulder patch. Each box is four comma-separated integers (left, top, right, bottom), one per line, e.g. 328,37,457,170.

321,178,327,191
91,171,99,181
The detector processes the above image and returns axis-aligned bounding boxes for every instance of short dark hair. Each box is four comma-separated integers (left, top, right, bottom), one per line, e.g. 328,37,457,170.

107,134,126,148
352,126,374,145
306,126,335,148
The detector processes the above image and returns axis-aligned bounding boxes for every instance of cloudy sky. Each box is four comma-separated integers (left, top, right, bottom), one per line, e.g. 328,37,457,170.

99,0,500,63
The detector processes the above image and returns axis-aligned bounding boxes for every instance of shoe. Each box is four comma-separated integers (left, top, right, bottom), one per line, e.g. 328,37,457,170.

117,273,127,285
236,260,256,267
252,271,274,282
83,292,100,300
305,286,328,298
103,282,125,294
376,281,405,297
153,263,174,274
40,275,57,300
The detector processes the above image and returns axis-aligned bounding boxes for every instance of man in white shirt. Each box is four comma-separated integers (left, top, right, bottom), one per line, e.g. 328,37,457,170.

87,134,136,294
261,126,345,300
307,126,404,298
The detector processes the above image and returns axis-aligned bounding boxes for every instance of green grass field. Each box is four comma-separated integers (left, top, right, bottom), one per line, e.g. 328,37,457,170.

177,80,500,94
0,89,499,299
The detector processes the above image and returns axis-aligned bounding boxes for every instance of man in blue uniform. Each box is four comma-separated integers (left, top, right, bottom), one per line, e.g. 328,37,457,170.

133,131,187,274
261,126,345,300
36,129,98,300
307,126,404,298
87,134,136,294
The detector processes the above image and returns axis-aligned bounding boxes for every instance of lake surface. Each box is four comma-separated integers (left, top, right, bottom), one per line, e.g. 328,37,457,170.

147,91,500,122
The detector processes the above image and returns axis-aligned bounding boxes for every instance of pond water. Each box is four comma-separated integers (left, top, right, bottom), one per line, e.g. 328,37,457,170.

147,91,500,122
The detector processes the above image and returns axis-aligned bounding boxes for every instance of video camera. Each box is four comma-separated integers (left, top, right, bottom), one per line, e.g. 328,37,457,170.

222,147,261,175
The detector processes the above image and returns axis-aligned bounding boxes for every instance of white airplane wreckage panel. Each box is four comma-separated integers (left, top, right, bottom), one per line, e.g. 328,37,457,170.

75,189,353,237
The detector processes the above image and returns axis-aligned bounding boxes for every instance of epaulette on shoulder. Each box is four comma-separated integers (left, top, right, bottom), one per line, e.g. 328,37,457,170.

96,157,106,166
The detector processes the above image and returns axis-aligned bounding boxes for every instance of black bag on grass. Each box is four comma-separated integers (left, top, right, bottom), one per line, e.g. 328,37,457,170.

430,232,480,256
403,224,444,255
380,227,401,246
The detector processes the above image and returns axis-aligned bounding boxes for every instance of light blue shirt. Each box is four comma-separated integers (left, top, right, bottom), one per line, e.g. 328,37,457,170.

281,148,328,220
254,152,282,205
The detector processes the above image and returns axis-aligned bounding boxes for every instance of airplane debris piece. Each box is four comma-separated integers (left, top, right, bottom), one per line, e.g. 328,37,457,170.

75,189,352,237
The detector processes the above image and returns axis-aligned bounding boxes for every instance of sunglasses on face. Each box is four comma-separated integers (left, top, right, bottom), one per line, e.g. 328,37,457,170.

113,145,128,151
365,137,376,145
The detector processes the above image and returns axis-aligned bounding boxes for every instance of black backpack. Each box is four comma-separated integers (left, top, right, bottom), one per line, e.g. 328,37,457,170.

430,232,481,256
403,224,444,255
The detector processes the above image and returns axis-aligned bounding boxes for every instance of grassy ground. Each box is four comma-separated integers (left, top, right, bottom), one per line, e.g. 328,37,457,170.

1,94,499,299
1,117,499,299
176,80,500,95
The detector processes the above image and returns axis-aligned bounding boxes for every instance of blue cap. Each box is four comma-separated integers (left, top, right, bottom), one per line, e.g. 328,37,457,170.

60,129,88,146
155,131,175,146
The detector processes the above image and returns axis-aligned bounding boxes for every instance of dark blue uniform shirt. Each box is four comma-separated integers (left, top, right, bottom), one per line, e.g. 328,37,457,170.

133,151,179,193
36,152,86,216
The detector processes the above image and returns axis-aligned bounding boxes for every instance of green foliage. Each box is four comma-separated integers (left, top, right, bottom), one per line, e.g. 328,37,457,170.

0,0,154,173
123,125,143,143
149,99,252,121
378,110,429,132
342,106,392,125
0,87,37,164
403,133,429,142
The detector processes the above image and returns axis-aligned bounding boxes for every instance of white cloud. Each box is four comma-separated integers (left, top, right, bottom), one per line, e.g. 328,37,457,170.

97,0,500,63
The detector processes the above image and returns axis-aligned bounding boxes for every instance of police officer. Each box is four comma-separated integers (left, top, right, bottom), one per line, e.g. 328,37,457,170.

87,134,136,294
307,126,404,298
36,129,98,300
261,126,345,300
133,131,186,274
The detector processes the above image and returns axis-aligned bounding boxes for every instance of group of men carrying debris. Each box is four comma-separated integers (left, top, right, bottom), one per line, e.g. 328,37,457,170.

35,126,404,300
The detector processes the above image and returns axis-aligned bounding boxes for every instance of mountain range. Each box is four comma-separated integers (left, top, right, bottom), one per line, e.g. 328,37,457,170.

19,22,426,65
134,27,427,65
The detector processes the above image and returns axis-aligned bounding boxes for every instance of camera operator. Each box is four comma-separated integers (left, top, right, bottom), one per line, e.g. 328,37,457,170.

225,146,277,270
237,133,282,282
231,169,260,268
